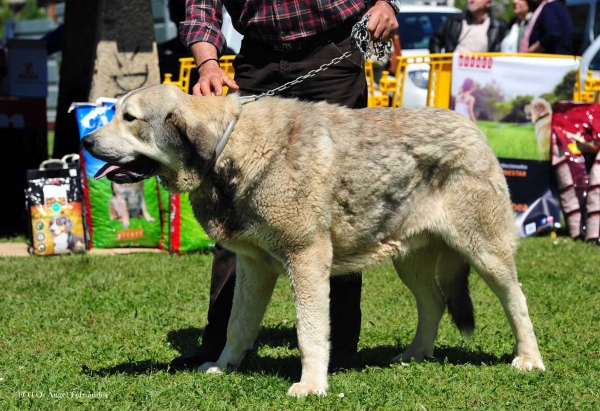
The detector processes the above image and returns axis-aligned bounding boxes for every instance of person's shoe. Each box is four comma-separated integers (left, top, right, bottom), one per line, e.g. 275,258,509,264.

169,344,223,372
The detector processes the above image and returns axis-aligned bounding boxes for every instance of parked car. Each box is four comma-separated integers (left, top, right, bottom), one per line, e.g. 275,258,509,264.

566,0,600,68
395,4,461,107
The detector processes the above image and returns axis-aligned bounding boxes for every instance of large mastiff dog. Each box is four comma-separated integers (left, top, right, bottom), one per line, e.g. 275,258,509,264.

82,84,545,396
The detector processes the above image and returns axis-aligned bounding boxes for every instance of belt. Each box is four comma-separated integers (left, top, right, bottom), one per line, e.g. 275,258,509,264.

249,18,357,53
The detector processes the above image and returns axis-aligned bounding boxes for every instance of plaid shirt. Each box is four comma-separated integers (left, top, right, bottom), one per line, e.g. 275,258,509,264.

180,1,369,55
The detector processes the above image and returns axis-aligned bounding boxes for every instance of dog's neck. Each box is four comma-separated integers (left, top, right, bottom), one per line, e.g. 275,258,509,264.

535,113,550,123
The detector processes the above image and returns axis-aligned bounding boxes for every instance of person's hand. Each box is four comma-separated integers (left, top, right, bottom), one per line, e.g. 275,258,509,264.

365,1,399,43
527,41,542,53
192,60,239,96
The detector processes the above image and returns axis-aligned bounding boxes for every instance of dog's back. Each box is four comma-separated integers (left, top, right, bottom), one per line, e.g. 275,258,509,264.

239,99,514,273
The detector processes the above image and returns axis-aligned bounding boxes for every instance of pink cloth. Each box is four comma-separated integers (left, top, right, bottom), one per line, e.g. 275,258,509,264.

519,0,555,52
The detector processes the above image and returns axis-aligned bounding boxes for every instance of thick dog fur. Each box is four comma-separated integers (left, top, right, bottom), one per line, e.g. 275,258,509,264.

82,84,545,397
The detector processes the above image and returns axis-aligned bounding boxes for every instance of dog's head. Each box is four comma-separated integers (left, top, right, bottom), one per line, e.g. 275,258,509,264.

49,216,72,236
524,98,552,123
81,84,241,193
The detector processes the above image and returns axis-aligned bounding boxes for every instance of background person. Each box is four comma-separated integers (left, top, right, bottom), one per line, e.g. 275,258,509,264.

170,0,400,373
500,0,536,53
429,0,508,53
521,0,573,55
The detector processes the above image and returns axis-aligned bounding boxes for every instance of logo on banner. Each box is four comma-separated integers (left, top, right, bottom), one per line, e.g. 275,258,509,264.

458,54,493,70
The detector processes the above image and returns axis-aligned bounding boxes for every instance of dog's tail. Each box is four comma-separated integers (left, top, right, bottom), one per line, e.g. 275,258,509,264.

437,251,475,338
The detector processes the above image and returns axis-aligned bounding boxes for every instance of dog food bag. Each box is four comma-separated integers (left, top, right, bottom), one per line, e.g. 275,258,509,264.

551,102,600,243
157,182,171,251
73,101,163,249
169,193,214,254
25,156,87,256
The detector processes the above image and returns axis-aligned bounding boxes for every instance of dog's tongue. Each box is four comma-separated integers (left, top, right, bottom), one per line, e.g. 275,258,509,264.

94,164,120,180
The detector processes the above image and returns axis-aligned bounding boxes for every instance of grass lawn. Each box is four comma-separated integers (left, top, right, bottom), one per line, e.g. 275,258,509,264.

47,130,54,159
0,237,598,410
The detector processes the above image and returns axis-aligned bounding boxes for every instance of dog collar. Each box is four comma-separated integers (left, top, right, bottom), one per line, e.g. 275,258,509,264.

535,113,550,123
206,101,245,174
214,117,237,161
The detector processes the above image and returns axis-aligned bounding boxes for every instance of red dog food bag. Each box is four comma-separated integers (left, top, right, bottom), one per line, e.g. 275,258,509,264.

25,156,88,256
551,102,600,243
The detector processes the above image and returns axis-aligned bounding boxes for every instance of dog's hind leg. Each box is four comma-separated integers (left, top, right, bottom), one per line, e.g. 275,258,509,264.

466,246,545,371
443,177,544,371
392,241,447,363
199,253,278,374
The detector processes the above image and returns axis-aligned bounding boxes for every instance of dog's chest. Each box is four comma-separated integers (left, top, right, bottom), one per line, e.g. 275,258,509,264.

53,233,69,253
189,189,249,243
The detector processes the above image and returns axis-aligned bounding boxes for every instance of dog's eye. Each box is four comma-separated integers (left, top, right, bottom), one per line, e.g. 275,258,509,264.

123,113,136,122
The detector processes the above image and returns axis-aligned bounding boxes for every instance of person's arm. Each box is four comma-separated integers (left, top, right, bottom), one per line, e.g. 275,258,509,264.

180,1,239,96
527,40,542,53
536,5,562,53
366,1,399,42
468,96,476,123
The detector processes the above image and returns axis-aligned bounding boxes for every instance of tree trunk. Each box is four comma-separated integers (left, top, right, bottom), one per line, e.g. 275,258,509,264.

53,0,160,158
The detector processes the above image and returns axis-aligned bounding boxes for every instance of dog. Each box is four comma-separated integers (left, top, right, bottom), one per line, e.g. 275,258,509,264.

82,84,545,397
109,181,155,229
49,216,85,253
524,97,552,156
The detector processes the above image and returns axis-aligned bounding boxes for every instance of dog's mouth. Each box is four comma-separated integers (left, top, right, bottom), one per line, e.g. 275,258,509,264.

94,155,160,184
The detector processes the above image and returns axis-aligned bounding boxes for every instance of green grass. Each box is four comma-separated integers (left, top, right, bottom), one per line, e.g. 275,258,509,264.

478,121,545,161
0,237,599,410
48,130,54,159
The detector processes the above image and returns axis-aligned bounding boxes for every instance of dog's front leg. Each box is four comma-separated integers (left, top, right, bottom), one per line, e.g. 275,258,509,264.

140,197,155,223
286,241,332,397
199,254,278,373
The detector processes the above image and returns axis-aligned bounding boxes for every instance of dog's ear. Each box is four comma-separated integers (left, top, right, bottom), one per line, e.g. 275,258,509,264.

535,102,548,115
165,107,217,168
66,217,73,231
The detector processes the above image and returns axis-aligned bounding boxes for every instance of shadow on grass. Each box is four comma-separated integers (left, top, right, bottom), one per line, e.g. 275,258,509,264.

83,326,512,379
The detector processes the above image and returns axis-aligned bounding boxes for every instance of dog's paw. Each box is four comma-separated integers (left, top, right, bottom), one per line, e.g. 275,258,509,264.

287,382,328,397
146,217,156,223
197,362,224,374
511,356,545,371
392,345,433,363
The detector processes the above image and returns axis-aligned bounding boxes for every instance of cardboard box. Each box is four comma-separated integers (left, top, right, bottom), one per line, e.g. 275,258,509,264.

7,39,48,98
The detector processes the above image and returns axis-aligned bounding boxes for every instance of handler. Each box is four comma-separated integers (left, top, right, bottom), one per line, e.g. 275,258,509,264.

170,0,400,372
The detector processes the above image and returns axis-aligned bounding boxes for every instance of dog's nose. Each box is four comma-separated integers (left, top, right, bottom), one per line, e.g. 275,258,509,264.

81,135,95,152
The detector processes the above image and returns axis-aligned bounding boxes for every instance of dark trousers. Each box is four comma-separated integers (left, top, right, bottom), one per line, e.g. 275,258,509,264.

201,25,367,361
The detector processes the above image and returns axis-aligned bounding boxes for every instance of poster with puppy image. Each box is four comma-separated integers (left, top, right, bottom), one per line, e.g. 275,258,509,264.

73,102,164,249
451,54,579,237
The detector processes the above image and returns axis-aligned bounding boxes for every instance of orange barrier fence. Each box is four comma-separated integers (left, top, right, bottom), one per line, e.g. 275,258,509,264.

163,53,595,108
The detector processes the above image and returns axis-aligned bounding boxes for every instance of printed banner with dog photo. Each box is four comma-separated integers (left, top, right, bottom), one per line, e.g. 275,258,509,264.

73,102,164,249
451,54,579,237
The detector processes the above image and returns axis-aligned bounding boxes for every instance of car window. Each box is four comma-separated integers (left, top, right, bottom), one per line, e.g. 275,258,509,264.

567,4,590,54
397,12,455,50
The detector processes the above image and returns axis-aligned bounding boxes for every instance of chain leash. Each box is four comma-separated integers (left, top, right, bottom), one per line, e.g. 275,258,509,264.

240,14,392,104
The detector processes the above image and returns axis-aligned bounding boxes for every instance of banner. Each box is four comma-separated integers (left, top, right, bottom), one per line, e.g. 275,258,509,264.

451,54,579,236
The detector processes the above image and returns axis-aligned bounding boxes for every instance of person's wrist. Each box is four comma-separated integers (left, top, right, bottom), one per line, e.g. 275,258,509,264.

377,0,401,14
197,57,220,74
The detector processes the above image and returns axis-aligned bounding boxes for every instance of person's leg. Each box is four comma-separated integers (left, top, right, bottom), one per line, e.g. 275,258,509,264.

170,46,279,372
280,32,366,369
170,245,236,370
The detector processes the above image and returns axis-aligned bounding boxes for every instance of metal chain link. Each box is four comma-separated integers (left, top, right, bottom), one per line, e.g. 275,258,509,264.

241,14,391,104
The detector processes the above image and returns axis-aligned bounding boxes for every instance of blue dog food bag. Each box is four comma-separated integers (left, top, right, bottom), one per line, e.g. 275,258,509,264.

73,101,164,249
